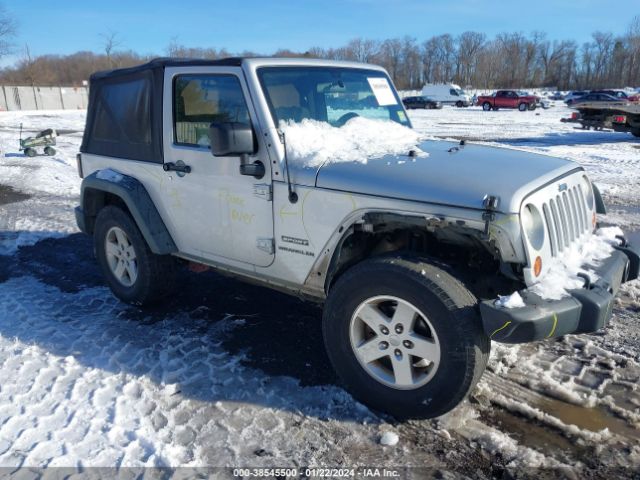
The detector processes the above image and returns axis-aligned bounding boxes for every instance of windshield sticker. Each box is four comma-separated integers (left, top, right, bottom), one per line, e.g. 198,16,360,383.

397,111,407,122
367,77,397,106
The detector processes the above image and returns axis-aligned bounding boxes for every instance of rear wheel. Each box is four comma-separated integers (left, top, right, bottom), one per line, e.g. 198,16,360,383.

518,102,528,112
482,102,491,111
632,129,640,138
94,205,176,305
322,256,490,419
456,100,463,108
24,148,36,157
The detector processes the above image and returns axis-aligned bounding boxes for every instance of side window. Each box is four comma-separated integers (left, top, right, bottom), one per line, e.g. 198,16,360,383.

173,74,250,147
92,77,151,145
449,89,459,96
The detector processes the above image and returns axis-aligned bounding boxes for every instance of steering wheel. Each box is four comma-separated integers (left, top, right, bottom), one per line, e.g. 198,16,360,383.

335,112,360,127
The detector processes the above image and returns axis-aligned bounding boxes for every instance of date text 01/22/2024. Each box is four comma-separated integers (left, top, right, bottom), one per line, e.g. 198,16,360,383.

232,468,401,477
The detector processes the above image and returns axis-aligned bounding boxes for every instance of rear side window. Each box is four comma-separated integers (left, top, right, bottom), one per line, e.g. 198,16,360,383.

92,78,151,145
173,74,250,147
82,71,160,162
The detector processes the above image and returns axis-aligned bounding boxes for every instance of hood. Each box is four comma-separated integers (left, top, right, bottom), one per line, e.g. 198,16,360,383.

311,140,580,214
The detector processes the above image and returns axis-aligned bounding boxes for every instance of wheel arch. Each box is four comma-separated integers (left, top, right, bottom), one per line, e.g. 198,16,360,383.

78,171,177,255
304,209,496,299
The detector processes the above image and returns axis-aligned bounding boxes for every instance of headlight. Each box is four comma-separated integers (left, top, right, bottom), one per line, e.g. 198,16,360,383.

582,175,594,209
522,204,545,250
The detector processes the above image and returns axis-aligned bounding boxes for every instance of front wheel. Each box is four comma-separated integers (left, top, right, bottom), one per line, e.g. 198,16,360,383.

482,102,491,111
322,256,489,419
24,148,36,157
456,100,463,108
94,205,176,305
631,129,640,138
44,146,56,156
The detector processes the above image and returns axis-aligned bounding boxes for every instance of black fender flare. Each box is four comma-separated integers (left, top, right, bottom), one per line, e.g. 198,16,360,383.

77,170,177,255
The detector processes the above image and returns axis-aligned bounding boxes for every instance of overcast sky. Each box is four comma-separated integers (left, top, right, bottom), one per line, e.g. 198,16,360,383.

3,0,636,65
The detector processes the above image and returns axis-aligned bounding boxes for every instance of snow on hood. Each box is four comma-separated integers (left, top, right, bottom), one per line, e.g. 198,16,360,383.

279,117,425,168
281,118,580,213
312,139,577,213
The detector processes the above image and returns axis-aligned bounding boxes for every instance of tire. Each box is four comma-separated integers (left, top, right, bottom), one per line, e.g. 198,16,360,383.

44,146,56,156
518,103,528,112
529,104,537,111
94,205,176,306
631,129,640,138
25,148,36,157
482,102,491,111
322,256,490,419
456,101,463,108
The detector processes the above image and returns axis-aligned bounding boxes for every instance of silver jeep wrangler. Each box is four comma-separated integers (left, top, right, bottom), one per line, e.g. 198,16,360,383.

75,57,639,419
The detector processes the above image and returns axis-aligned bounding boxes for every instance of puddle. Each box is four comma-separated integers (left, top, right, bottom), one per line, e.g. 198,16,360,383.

535,395,640,442
480,407,581,460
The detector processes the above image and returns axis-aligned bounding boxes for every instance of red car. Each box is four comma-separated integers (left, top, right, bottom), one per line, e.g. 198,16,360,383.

478,90,539,111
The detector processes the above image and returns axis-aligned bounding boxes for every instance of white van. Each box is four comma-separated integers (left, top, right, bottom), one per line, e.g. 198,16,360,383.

421,83,471,107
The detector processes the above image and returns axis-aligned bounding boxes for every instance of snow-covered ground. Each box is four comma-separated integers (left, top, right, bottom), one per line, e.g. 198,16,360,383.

0,106,639,476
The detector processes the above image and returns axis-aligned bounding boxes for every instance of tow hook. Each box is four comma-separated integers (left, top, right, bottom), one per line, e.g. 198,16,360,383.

481,195,499,238
577,272,592,289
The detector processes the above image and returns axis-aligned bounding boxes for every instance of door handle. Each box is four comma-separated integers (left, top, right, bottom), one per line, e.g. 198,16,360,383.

163,161,191,175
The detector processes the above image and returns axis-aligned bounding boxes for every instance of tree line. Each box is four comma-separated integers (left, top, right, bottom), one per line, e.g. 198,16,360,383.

1,16,639,90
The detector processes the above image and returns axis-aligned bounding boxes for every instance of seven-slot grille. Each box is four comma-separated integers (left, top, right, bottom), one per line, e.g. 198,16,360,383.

541,184,591,257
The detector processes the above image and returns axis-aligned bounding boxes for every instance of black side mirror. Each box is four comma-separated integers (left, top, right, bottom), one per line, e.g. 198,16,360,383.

209,122,255,157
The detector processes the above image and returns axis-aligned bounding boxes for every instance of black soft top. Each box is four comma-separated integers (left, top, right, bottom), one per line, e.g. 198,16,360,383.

81,57,246,163
90,57,245,81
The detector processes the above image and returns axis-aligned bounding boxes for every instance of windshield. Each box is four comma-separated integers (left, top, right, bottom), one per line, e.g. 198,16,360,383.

257,67,410,128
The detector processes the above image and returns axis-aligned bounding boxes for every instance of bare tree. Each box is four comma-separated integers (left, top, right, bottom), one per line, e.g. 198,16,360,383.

343,38,380,63
0,3,16,58
455,32,485,86
101,30,123,68
2,21,640,89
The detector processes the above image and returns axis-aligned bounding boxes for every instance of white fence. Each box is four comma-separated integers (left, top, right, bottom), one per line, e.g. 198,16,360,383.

0,85,89,111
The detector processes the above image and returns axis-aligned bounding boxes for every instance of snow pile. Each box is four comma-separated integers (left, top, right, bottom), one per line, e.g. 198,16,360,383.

530,226,624,300
96,168,124,182
487,343,521,375
279,117,424,167
495,291,525,309
496,226,625,306
379,431,399,446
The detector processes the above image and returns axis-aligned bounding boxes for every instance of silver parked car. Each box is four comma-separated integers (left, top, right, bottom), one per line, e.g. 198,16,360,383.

74,58,639,419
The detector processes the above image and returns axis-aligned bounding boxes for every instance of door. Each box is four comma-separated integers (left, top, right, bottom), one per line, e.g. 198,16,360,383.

159,66,274,268
508,91,520,108
494,91,508,108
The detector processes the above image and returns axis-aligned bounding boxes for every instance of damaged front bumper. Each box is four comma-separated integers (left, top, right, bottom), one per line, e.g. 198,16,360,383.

479,241,639,344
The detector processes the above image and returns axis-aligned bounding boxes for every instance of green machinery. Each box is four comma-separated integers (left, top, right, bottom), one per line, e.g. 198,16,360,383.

19,124,57,157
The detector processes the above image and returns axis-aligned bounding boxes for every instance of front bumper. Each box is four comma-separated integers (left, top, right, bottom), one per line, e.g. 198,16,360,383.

480,242,639,344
